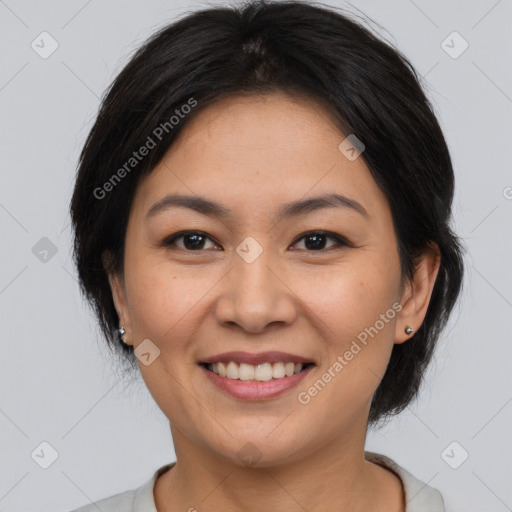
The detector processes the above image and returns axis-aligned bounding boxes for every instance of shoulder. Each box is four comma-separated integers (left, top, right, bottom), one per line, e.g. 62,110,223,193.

365,451,445,512
67,463,175,512
69,489,137,512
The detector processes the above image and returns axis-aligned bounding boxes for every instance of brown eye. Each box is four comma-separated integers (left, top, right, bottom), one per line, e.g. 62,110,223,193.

163,231,220,251
291,231,350,251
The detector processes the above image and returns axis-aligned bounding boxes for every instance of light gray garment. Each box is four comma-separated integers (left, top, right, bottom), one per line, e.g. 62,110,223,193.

69,451,445,511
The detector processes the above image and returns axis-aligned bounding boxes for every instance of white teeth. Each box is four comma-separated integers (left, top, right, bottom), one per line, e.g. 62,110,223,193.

207,361,307,381
226,361,238,379
255,363,273,381
239,363,255,381
217,362,227,377
272,362,286,379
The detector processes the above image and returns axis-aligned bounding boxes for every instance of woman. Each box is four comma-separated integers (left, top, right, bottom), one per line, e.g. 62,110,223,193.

68,1,464,510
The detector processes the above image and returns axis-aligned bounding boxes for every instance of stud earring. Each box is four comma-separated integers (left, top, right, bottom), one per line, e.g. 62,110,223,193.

404,326,414,335
118,326,127,344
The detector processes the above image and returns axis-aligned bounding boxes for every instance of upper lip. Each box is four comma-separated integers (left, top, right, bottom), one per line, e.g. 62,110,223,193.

199,351,314,365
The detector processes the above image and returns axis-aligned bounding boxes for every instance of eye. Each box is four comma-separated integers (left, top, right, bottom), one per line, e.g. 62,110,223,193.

290,231,350,251
162,231,220,251
161,230,351,252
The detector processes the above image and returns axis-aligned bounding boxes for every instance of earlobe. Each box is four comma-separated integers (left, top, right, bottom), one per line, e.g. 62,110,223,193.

103,251,133,345
394,242,441,344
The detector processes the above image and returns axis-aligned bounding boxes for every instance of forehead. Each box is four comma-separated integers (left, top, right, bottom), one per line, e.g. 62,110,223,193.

131,91,390,224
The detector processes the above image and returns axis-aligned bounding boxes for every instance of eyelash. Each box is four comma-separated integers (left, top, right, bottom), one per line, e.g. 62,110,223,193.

161,230,352,252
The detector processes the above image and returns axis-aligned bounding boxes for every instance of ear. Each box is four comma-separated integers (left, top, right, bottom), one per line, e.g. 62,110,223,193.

102,251,133,346
394,242,441,344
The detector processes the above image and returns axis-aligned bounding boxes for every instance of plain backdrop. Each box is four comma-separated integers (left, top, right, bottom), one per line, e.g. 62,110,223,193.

0,0,511,511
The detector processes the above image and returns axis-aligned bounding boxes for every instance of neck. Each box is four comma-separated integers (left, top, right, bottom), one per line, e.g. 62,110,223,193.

154,418,404,512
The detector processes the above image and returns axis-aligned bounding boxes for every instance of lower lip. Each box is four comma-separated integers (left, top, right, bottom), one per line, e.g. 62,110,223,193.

199,364,314,400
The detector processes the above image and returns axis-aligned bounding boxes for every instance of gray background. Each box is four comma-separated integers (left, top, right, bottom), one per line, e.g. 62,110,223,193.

0,0,511,510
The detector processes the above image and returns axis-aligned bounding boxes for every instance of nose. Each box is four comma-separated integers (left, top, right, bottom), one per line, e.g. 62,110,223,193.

213,250,298,334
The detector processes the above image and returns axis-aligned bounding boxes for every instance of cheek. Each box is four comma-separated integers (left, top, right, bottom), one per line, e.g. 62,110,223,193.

124,260,203,421
125,256,212,340
296,255,401,401
294,257,400,340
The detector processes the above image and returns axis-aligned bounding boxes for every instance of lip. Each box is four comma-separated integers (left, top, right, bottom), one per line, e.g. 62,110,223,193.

199,362,315,401
198,351,314,365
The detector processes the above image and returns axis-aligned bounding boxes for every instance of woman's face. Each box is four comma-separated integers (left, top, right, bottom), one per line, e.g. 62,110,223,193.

108,91,428,467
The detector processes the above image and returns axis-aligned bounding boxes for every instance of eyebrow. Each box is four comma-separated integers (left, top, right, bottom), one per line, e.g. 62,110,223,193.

145,192,369,221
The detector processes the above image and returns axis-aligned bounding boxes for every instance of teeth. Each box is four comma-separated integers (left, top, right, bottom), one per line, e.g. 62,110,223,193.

207,361,306,381
239,363,255,381
216,362,226,377
272,362,285,379
226,361,238,379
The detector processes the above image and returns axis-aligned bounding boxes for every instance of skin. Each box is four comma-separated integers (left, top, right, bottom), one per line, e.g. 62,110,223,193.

105,91,440,511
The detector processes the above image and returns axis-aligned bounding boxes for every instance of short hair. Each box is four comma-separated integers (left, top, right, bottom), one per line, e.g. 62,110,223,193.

70,0,465,424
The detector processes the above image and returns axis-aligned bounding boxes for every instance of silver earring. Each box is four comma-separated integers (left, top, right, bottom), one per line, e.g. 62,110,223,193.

405,326,414,335
118,326,126,343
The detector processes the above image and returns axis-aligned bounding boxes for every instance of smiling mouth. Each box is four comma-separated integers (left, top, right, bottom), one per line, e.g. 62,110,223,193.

200,361,315,382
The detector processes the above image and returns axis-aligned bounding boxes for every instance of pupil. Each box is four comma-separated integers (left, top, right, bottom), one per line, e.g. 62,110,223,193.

184,233,205,250
305,234,326,250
